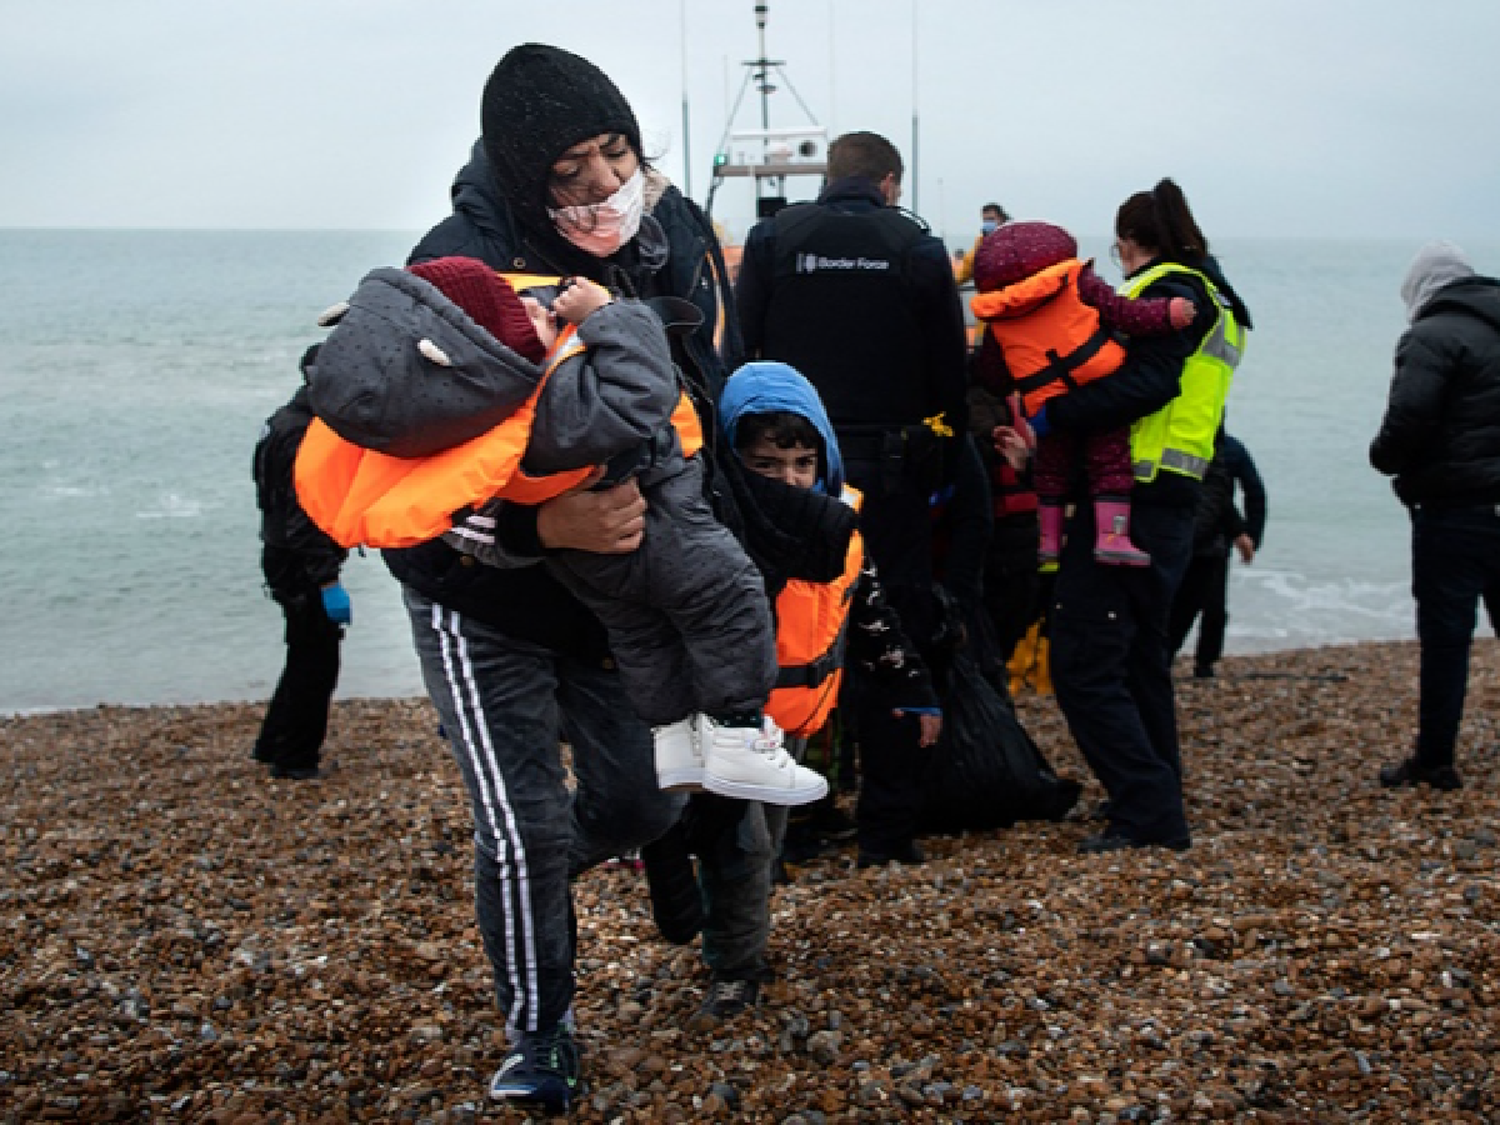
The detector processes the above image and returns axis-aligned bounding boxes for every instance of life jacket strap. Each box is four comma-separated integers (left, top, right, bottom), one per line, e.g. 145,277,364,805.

775,622,850,689
776,650,838,690
1013,324,1114,399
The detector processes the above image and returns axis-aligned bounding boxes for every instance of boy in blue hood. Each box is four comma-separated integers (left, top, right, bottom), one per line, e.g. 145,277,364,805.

681,361,942,1028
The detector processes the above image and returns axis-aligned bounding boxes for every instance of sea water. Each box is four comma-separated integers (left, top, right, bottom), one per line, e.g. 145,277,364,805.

0,230,1492,713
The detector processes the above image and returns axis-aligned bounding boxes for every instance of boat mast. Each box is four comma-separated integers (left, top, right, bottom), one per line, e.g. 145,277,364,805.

680,0,692,198
705,1,827,222
909,0,919,214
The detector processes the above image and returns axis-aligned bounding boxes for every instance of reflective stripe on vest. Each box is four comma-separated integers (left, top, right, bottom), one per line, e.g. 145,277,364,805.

765,486,865,738
1120,262,1244,484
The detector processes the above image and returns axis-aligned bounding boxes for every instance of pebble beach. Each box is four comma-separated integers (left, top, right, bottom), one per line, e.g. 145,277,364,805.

3,639,1498,1123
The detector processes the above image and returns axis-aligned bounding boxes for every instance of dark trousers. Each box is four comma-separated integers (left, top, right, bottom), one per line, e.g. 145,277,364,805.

1168,553,1230,672
550,456,777,725
983,520,1043,666
693,792,789,982
836,454,944,851
403,588,681,1034
1411,504,1500,769
254,592,343,770
850,701,928,856
1050,501,1196,844
841,459,939,645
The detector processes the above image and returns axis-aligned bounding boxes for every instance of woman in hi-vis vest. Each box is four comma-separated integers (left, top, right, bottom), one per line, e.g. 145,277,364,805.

1017,178,1253,855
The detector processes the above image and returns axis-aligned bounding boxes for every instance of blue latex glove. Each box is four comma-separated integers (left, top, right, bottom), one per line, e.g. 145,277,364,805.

321,582,352,625
1027,405,1052,440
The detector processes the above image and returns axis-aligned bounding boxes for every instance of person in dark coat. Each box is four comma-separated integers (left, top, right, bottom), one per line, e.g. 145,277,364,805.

966,351,1045,690
366,44,740,1111
1169,431,1266,678
1033,178,1253,853
735,130,970,652
251,363,350,780
1371,241,1500,792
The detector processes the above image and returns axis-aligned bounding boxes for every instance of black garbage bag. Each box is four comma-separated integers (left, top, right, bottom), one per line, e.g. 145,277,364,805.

919,649,1081,834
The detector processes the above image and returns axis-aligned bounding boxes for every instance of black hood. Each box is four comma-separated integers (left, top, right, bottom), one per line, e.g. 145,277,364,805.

1419,276,1500,336
1199,253,1254,331
479,44,641,237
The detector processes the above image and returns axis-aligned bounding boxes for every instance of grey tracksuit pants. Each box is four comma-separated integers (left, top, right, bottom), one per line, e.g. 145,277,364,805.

403,587,682,1035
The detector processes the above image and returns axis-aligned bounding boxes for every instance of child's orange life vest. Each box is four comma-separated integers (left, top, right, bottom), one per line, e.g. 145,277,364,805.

970,258,1127,417
295,322,704,550
765,487,865,739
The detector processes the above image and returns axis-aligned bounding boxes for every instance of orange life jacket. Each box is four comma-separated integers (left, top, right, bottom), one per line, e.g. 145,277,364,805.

766,487,865,738
969,258,1126,417
294,322,705,550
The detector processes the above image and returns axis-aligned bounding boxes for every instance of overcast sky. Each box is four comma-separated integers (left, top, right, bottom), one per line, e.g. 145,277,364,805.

5,1,1499,245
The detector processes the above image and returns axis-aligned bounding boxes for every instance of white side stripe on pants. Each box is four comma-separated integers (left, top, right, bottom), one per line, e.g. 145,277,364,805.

431,604,541,1031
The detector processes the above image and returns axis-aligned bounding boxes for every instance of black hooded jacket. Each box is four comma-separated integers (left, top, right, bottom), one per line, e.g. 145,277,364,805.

382,146,741,658
1191,434,1267,558
1370,277,1500,507
254,383,348,598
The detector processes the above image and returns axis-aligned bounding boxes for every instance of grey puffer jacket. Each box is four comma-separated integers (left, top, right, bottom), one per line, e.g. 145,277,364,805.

308,267,679,472
1370,276,1500,507
308,267,541,457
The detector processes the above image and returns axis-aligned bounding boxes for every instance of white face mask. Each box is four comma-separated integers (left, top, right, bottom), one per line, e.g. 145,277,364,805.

548,168,646,257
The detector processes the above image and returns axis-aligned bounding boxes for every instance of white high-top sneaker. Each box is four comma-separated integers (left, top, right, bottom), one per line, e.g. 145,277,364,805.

652,716,705,790
701,715,828,806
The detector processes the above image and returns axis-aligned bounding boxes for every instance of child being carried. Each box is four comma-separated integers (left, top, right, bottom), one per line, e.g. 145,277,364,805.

300,256,826,806
970,220,1195,566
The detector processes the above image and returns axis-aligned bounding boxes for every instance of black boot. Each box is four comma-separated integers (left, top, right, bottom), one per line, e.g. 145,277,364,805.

1378,756,1462,791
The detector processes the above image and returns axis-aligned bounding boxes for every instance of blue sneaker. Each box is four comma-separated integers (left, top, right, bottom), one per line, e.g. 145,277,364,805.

487,1025,583,1111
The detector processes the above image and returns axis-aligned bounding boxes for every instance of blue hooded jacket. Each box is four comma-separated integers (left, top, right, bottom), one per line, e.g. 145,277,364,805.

718,361,845,495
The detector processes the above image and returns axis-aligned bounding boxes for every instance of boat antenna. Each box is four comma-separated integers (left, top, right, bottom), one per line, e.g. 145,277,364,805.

680,0,692,198
909,0,919,213
755,1,771,134
705,0,827,221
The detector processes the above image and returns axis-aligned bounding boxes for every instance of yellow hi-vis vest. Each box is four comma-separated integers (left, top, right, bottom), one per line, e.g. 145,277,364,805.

1121,261,1244,483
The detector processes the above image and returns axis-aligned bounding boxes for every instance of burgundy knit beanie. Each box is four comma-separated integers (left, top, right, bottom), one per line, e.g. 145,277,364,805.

408,257,547,365
973,220,1079,292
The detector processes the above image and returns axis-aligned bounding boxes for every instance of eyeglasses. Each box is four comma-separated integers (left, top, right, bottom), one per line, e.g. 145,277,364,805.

1109,242,1123,268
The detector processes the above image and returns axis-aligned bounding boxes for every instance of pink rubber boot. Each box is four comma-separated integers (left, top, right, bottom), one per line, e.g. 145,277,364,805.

1093,498,1151,567
1038,502,1065,564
